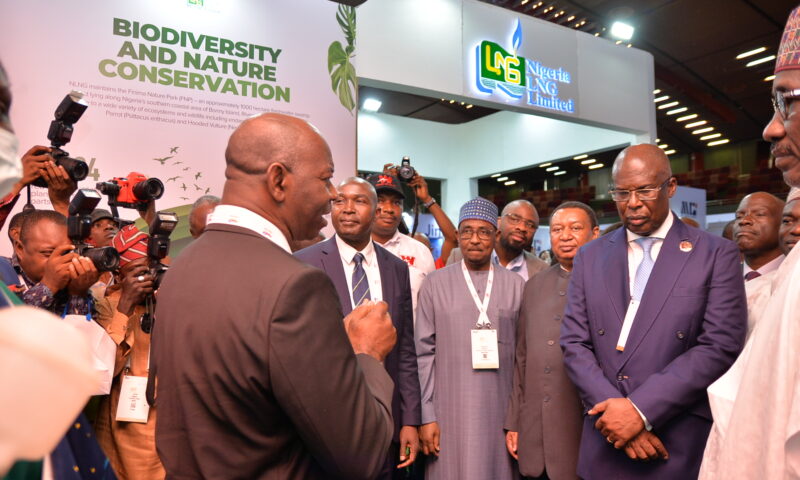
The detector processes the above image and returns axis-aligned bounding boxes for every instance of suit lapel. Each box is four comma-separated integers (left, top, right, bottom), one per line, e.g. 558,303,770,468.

602,228,630,324
375,244,394,304
619,217,696,367
320,237,353,316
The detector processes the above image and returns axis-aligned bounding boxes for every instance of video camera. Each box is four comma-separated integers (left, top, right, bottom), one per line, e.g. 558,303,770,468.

139,211,178,334
67,189,121,272
97,172,164,212
31,91,90,188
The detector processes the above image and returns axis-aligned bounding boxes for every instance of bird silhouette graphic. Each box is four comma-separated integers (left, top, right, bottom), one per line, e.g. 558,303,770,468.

195,172,203,180
167,176,180,182
170,146,179,154
173,160,183,166
181,183,187,191
180,196,189,201
205,187,211,194
153,156,174,165
193,184,202,191
182,167,190,171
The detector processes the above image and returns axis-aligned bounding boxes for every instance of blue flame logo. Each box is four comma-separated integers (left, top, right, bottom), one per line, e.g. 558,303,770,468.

512,18,523,54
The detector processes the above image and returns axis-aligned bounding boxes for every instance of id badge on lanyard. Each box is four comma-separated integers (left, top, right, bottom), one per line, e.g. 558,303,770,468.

115,353,151,423
462,261,499,369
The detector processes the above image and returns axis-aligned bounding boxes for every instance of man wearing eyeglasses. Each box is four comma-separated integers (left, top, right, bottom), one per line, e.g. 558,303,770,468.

448,200,548,281
560,144,746,479
415,197,524,480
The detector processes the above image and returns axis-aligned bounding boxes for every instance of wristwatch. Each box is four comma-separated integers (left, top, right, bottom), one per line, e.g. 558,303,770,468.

423,198,436,209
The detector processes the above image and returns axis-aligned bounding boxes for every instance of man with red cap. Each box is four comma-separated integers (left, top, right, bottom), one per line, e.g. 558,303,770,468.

700,6,800,477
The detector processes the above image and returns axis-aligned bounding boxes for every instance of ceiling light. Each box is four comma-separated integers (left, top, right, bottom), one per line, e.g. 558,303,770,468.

685,120,707,128
504,180,517,186
573,154,588,160
581,159,596,165
664,149,676,155
653,89,661,95
658,101,679,110
362,98,382,112
658,144,668,149
449,100,455,104
588,163,604,170
655,138,660,142
676,114,698,122
546,166,559,172
539,162,553,168
615,40,622,45
594,32,600,36
746,55,776,67
692,127,714,134
736,46,766,59
521,0,529,4
764,75,776,82
700,133,722,140
666,107,688,115
708,139,730,147
490,173,501,178
497,176,509,182
654,95,670,103
466,104,474,109
567,15,575,21
627,44,632,48
610,21,634,41
554,170,567,176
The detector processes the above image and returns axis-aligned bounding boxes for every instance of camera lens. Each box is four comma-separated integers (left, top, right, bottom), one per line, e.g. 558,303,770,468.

83,246,120,272
132,178,165,201
58,156,89,182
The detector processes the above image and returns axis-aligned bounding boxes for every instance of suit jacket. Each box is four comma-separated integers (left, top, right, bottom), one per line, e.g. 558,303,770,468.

447,248,548,278
294,237,422,439
152,223,394,480
505,265,581,480
560,215,746,479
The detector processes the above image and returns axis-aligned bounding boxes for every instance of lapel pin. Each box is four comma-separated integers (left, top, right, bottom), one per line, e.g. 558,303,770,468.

679,241,693,253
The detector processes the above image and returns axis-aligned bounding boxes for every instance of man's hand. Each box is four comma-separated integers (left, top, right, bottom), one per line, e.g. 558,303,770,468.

419,422,441,457
407,174,432,204
623,430,669,462
41,161,77,216
117,258,154,316
343,300,396,362
589,397,645,449
397,425,419,469
66,256,100,296
41,245,78,294
17,146,51,189
505,431,519,460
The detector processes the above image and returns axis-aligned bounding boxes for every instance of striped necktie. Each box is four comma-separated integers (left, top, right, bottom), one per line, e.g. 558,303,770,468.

352,252,371,307
632,237,656,301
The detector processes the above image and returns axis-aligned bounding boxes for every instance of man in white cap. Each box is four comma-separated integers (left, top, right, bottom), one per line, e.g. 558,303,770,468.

415,197,524,480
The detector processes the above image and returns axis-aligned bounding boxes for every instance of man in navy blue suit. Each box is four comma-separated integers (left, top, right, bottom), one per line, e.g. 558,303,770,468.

295,176,421,479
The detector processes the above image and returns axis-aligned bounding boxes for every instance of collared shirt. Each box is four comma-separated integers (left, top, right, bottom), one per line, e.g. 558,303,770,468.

625,212,674,296
334,234,383,309
743,254,784,279
206,204,291,254
491,250,529,281
376,230,435,321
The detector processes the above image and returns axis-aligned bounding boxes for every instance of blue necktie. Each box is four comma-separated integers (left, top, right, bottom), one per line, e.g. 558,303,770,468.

352,253,371,307
632,237,656,301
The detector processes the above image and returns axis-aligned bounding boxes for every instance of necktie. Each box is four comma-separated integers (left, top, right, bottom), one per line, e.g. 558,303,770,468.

352,252,371,307
744,270,761,281
631,237,657,301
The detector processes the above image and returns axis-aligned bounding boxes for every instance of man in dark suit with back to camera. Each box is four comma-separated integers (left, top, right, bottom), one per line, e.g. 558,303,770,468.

152,113,397,480
295,176,421,478
560,144,746,479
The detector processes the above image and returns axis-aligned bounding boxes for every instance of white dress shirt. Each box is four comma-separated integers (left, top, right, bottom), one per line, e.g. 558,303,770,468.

206,204,291,253
743,254,784,279
335,235,383,309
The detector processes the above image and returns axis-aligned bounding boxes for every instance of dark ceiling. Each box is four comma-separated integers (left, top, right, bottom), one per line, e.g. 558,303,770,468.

359,0,799,156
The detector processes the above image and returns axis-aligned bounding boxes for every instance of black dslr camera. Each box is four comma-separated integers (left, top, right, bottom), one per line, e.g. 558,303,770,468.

32,91,90,188
139,211,178,334
397,156,416,182
67,189,121,272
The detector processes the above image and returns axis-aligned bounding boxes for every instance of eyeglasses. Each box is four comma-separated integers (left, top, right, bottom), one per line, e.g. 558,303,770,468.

609,178,670,202
459,227,495,240
772,89,800,120
504,213,538,230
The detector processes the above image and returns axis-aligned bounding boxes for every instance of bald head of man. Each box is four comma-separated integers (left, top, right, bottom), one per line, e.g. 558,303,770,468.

734,191,785,270
611,144,677,236
222,113,337,242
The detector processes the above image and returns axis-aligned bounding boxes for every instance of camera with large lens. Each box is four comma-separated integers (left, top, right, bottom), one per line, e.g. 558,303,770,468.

31,91,90,188
397,156,416,182
97,172,165,210
138,211,178,334
67,189,121,272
